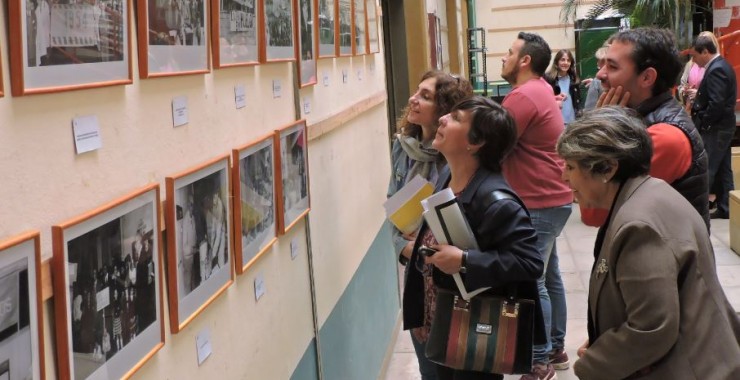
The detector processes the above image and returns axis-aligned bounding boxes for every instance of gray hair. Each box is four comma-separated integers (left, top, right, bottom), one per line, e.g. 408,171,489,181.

557,106,652,182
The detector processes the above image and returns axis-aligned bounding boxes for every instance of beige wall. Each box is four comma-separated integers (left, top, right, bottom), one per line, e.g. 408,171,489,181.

0,2,389,378
477,0,596,81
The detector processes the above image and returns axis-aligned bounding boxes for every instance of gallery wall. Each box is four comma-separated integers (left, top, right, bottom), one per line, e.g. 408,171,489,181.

0,0,396,379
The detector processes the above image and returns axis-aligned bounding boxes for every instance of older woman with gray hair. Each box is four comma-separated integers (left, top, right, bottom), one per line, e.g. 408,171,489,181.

557,106,740,380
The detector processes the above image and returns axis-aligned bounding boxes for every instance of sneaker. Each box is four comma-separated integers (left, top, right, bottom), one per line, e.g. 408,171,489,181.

519,363,557,380
549,348,570,370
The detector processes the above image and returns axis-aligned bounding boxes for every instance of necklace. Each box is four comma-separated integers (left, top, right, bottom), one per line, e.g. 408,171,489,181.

452,172,475,197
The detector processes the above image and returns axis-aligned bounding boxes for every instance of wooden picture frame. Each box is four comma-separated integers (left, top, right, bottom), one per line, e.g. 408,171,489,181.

316,0,335,58
275,120,310,234
336,0,352,56
261,0,296,62
295,0,318,87
165,155,233,333
137,0,210,78
52,184,164,380
232,133,278,274
211,0,260,68
352,0,367,55
0,231,45,380
365,0,379,53
8,0,132,96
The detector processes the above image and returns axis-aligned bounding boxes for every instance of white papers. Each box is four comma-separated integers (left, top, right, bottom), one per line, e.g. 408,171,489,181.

421,188,489,300
715,9,732,28
195,328,212,365
72,115,102,154
234,84,246,109
172,96,189,127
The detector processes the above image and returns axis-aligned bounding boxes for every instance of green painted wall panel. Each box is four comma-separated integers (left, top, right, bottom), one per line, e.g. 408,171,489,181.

291,339,320,380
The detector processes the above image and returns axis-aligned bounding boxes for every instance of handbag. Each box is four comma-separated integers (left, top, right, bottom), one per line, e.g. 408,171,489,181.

426,287,535,374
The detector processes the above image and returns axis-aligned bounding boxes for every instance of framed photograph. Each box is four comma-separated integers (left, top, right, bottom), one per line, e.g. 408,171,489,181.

137,0,210,78
366,0,379,53
8,0,132,96
232,134,277,274
275,120,310,234
336,0,351,56
165,155,233,333
0,231,45,380
211,0,259,67
352,0,367,55
261,0,295,62
295,0,317,87
316,0,335,58
52,184,164,380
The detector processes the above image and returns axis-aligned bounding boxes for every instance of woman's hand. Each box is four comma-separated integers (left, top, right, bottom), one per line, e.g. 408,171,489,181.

424,244,464,274
582,78,593,87
400,241,414,260
596,86,631,108
577,339,589,358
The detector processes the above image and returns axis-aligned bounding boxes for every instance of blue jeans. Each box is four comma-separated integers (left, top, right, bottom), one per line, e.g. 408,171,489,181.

529,204,572,365
702,128,735,216
411,332,439,380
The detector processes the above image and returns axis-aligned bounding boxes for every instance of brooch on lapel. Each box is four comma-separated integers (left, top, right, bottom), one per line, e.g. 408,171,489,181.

596,259,609,278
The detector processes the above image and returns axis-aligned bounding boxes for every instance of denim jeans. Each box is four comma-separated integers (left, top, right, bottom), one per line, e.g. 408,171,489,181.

702,128,735,216
529,204,573,364
411,332,439,380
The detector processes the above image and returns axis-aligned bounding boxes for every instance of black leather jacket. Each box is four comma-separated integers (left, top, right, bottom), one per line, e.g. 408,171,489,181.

637,92,710,230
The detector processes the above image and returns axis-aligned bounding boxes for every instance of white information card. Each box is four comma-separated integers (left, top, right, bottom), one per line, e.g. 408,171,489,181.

172,96,189,127
72,115,102,154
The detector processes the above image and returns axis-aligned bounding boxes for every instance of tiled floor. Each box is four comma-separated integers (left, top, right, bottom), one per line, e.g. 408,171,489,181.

383,206,740,380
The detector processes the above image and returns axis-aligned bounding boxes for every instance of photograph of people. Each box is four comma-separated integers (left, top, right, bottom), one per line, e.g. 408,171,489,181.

149,0,206,46
66,204,157,379
26,0,125,66
175,170,229,297
281,129,309,226
217,0,257,63
265,0,293,47
239,144,275,264
298,0,316,84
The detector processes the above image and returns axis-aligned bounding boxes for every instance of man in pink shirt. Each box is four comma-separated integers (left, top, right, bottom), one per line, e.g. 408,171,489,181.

501,32,573,380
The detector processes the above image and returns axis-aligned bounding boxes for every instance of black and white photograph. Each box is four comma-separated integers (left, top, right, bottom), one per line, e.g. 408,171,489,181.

52,185,163,380
297,0,317,86
352,0,366,55
9,0,131,95
138,0,209,76
365,0,378,53
166,156,232,333
277,121,310,233
214,0,259,66
0,232,43,380
337,0,351,55
233,136,277,273
263,0,294,60
317,0,335,57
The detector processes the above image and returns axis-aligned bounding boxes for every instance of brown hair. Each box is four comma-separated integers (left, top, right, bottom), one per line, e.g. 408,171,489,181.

396,70,473,137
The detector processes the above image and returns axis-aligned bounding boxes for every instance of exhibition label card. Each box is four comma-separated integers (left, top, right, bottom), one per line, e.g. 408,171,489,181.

196,328,212,365
342,69,348,83
323,71,330,87
172,96,189,127
273,80,282,98
357,69,363,81
235,84,247,109
291,237,299,260
72,115,102,154
303,99,311,115
254,272,266,301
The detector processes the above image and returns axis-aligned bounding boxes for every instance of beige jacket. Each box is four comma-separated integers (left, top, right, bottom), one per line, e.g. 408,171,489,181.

574,176,740,380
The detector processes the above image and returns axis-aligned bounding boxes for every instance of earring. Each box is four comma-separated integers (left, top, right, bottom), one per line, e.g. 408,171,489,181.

466,146,471,152
602,177,608,183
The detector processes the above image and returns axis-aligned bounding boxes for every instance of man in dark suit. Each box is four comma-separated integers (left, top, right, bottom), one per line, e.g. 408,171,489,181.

691,34,738,219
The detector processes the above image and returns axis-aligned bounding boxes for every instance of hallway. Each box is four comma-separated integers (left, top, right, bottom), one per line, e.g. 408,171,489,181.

383,206,740,379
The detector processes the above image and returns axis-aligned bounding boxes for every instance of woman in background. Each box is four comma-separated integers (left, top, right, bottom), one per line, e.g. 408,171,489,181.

403,96,544,380
557,107,740,380
546,49,582,125
387,70,473,380
678,31,720,112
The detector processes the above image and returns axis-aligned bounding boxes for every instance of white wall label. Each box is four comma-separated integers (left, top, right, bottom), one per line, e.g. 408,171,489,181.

172,96,189,127
342,69,348,84
357,69,363,81
290,237,300,260
196,328,212,365
254,273,266,301
72,115,102,154
303,99,311,115
272,80,282,98
234,84,246,109
323,71,330,87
